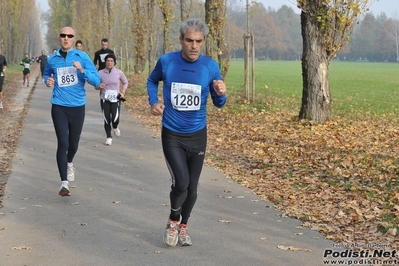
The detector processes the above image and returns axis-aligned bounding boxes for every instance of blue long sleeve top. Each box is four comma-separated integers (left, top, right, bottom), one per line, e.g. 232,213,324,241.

147,51,226,134
44,48,101,107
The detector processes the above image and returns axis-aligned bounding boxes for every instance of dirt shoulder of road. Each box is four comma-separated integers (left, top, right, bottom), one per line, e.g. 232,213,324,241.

0,66,38,207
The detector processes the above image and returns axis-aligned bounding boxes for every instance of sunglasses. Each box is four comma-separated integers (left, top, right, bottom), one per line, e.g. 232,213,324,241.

59,34,74,38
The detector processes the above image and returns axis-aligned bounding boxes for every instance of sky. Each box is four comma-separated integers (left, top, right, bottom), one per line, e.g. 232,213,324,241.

260,0,399,17
36,0,49,11
35,0,399,18
36,0,398,17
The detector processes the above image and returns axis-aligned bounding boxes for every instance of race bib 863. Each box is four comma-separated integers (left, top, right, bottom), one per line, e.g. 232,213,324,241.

57,66,78,87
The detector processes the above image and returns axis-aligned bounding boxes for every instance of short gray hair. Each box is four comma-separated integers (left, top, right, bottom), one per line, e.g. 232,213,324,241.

180,18,209,38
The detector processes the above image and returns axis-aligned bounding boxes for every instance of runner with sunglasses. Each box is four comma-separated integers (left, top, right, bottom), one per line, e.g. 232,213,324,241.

44,27,101,196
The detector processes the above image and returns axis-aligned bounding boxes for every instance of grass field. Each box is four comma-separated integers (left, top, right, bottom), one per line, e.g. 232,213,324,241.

224,60,399,117
3,64,24,87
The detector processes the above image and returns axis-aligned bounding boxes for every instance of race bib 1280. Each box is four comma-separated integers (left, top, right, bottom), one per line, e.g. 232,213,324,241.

171,82,201,111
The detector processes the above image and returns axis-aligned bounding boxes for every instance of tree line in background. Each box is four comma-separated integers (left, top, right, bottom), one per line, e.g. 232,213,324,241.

227,4,399,62
43,1,399,65
0,0,42,63
0,1,397,67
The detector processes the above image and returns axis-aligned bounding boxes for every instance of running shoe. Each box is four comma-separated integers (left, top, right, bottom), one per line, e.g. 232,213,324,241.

114,128,121,137
0,102,3,109
105,138,112,146
59,181,70,196
163,219,180,247
178,223,192,246
67,165,75,182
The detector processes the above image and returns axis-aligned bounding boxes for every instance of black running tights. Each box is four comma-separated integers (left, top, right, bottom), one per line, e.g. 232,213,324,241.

51,104,85,181
162,126,207,224
100,99,120,138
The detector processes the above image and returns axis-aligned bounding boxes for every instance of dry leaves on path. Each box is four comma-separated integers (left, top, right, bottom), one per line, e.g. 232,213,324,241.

125,74,398,249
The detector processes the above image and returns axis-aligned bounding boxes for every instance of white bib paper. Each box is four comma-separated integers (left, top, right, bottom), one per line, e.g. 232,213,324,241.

104,90,118,102
57,67,78,87
171,82,201,111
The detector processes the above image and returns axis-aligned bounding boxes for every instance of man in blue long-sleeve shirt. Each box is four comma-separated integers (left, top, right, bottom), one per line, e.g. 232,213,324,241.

147,18,227,247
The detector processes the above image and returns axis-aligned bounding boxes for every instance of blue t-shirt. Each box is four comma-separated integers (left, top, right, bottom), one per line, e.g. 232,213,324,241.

147,51,226,134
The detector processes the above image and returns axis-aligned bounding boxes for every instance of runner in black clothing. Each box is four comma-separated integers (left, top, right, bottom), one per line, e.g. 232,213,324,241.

93,38,115,71
37,50,48,78
0,49,7,109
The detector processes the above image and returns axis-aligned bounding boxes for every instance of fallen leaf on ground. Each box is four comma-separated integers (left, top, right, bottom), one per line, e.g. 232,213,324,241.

277,245,302,251
12,246,32,250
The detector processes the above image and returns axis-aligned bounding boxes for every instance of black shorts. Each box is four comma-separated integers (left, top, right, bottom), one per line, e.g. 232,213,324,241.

23,69,30,75
0,75,4,92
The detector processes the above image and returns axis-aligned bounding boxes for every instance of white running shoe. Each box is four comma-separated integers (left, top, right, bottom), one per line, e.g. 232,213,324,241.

59,181,70,196
105,138,112,146
163,219,180,247
178,224,192,246
114,128,121,137
0,102,3,109
67,165,75,182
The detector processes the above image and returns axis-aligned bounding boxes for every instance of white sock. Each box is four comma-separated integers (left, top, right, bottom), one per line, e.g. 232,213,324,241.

67,162,73,168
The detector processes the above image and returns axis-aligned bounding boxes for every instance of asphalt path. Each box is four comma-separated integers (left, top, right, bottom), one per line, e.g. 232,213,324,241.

0,74,334,266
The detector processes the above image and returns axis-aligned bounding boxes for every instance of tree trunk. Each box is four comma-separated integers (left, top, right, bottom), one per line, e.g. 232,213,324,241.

133,0,146,74
299,10,331,122
147,0,156,75
159,0,172,54
106,0,112,33
205,0,229,78
205,0,217,60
